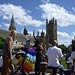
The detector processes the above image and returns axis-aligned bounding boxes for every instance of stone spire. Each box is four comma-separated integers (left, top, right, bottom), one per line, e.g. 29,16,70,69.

33,30,35,37
37,31,39,37
23,26,28,35
9,15,16,31
41,30,45,38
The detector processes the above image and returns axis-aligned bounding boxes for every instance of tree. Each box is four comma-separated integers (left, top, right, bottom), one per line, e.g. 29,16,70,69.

0,37,5,49
58,44,68,53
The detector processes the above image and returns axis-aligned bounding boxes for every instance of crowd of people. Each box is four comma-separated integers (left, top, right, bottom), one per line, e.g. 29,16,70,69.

0,30,75,75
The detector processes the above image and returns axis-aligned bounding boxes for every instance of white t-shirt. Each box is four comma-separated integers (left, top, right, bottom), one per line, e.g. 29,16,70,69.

68,51,75,63
46,46,63,67
0,56,3,67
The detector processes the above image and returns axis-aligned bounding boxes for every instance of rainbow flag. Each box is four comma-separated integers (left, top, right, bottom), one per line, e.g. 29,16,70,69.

23,48,36,73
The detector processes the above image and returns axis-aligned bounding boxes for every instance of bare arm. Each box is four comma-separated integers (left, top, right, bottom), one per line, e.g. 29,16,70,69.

6,36,12,59
38,44,44,51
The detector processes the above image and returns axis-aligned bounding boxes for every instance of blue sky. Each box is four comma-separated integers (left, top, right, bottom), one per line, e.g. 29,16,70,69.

0,0,75,46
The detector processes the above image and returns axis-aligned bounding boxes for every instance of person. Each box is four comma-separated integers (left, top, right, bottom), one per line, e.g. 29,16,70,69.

68,40,75,64
0,56,3,73
2,30,16,75
46,40,63,75
68,50,75,75
68,40,75,74
34,40,44,75
68,51,75,64
65,44,72,64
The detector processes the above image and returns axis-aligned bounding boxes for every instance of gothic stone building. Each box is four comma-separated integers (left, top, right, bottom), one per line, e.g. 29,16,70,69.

0,15,34,49
46,17,57,48
0,15,57,49
35,17,57,49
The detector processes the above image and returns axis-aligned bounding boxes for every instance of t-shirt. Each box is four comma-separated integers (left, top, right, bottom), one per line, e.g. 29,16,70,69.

68,51,75,63
0,56,3,67
46,46,63,67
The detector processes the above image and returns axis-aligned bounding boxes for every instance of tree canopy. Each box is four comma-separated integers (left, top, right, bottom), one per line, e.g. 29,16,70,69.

58,44,68,53
0,37,5,49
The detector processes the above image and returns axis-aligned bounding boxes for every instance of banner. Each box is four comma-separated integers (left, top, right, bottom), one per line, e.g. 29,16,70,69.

23,48,36,73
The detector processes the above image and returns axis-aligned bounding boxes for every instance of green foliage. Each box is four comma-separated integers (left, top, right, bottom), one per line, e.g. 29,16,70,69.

0,37,5,49
58,44,68,53
61,57,67,69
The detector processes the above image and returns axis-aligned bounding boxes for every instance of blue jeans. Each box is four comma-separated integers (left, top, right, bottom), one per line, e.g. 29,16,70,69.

48,64,64,75
57,64,64,75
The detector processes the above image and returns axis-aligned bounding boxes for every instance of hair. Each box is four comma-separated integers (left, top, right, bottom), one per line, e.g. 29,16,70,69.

51,40,58,46
15,53,20,59
10,30,16,41
10,30,16,35
34,39,42,47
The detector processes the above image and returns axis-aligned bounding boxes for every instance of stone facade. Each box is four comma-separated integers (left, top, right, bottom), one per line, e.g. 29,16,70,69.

46,18,57,48
0,29,35,49
9,15,16,31
0,16,57,50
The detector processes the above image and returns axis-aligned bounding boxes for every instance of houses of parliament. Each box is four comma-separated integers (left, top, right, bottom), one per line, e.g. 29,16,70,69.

0,15,57,49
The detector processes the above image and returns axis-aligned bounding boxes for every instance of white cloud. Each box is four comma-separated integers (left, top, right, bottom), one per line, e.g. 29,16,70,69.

57,31,72,46
39,3,75,27
3,15,9,20
57,31,70,38
0,25,2,27
0,4,43,27
72,31,75,38
0,22,2,27
72,7,75,12
4,23,10,29
45,30,75,46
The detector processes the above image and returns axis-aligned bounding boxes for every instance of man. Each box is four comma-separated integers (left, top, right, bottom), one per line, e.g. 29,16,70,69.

34,40,44,75
0,56,3,73
46,40,63,75
68,40,75,63
68,40,75,75
2,30,16,75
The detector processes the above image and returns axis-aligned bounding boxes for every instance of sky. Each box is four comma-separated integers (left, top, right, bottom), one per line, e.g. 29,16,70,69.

0,0,75,46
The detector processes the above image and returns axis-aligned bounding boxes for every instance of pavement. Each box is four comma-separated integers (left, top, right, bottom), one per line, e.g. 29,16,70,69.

29,72,59,75
29,72,50,75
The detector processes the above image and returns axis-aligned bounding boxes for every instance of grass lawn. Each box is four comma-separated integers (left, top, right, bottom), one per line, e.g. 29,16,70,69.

61,57,67,69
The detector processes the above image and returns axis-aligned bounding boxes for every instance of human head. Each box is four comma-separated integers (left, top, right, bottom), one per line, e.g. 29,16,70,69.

52,40,58,46
34,39,42,46
10,30,16,39
15,53,21,59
